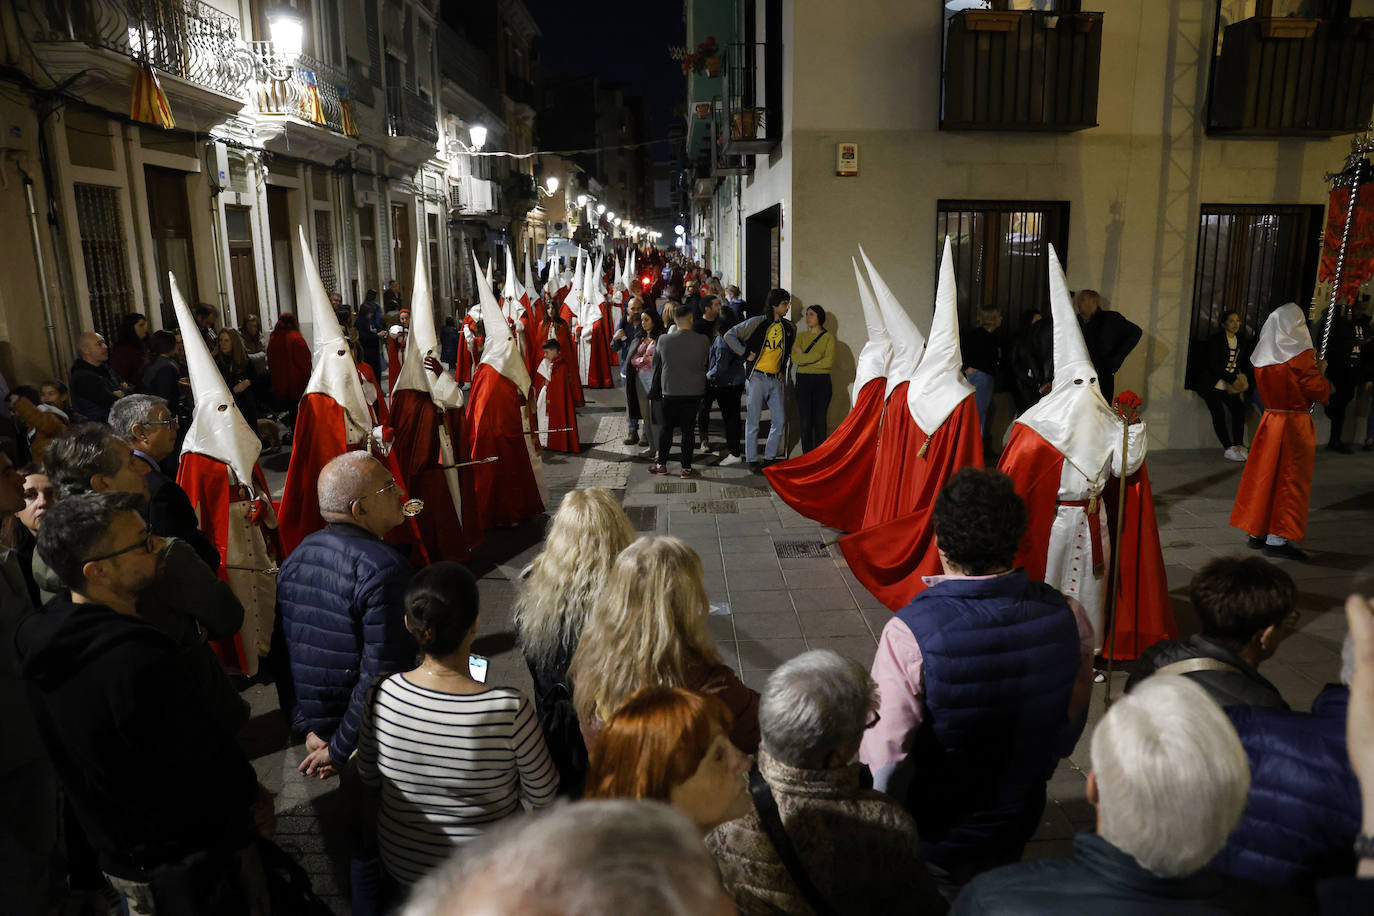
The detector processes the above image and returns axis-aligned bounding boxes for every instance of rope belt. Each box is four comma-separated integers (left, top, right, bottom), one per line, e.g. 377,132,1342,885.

1061,497,1107,577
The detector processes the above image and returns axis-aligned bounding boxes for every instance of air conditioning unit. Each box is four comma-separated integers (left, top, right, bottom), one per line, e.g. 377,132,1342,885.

355,189,378,208
449,186,464,211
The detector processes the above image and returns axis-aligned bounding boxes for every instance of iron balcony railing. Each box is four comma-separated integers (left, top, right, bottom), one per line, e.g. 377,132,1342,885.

250,42,350,135
17,0,254,98
387,86,440,146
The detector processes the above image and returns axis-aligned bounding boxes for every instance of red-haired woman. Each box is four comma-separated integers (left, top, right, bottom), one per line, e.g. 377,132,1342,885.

266,312,311,432
583,686,751,834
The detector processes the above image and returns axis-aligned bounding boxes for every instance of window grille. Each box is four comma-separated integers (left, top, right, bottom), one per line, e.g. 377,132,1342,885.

314,209,337,294
74,184,134,341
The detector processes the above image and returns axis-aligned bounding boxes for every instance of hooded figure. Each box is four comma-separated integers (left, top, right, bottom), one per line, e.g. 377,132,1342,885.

386,309,410,384
503,246,534,378
457,298,484,386
764,255,892,531
858,246,930,527
839,239,986,609
466,252,549,529
521,246,541,372
389,249,481,561
534,339,581,453
169,275,280,677
592,252,619,371
277,229,428,563
996,245,1173,658
1229,303,1330,560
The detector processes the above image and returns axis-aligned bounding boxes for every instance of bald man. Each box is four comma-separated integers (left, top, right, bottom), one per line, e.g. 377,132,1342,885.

69,331,131,423
275,452,418,779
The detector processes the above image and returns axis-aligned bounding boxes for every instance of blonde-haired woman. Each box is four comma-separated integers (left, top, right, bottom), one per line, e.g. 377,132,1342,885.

515,487,636,797
569,535,760,754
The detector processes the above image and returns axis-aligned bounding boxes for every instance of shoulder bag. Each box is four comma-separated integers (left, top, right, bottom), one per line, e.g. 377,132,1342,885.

748,764,838,916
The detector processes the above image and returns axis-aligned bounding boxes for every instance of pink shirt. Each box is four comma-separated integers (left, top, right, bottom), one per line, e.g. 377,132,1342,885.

858,572,1094,796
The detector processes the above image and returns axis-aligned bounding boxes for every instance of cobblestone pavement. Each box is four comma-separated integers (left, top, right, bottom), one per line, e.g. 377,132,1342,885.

246,383,1365,910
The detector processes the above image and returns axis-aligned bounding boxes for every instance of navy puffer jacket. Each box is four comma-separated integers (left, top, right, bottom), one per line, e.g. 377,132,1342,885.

1213,685,1359,892
277,523,417,765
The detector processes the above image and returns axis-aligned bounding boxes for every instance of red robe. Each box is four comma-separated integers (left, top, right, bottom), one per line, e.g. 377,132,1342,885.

535,356,581,453
1230,352,1329,541
860,383,923,527
357,362,389,426
178,452,281,675
457,316,481,385
266,330,311,404
764,377,887,532
389,388,481,561
837,396,985,610
466,363,546,529
386,332,407,387
598,302,617,366
550,321,584,407
581,308,616,389
999,424,1175,661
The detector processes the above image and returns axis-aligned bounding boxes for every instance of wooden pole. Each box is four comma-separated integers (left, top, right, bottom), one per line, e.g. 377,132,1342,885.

1102,405,1132,711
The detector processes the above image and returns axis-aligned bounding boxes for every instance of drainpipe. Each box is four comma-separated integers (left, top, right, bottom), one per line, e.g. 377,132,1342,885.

18,163,65,377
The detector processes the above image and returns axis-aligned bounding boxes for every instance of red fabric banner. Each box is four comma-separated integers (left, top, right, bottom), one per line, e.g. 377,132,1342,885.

1319,182,1374,305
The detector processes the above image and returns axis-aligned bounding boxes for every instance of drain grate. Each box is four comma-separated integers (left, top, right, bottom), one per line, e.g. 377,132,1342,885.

654,482,698,494
719,485,770,499
775,541,831,559
624,506,658,532
690,500,738,514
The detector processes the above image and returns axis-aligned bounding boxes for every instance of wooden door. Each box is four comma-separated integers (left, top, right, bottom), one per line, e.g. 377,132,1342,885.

226,205,258,328
266,186,295,317
390,201,411,290
144,165,199,329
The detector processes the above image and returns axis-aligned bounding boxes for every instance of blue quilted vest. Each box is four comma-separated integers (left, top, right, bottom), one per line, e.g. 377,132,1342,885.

896,569,1082,869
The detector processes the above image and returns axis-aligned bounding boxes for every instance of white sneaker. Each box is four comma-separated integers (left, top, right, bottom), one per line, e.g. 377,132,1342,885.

1236,446,1249,458
1223,447,1245,462
720,453,743,466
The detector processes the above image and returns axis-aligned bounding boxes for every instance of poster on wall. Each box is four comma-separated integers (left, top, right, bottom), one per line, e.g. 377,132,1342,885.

837,142,859,177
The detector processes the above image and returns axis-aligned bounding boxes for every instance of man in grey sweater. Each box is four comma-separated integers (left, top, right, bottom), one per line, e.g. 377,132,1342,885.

651,303,711,478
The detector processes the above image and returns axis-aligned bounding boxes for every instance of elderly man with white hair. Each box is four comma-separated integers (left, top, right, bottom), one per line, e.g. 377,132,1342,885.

952,676,1255,914
404,800,730,916
707,650,945,915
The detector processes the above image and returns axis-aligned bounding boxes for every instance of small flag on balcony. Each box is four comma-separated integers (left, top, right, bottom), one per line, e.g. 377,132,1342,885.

130,63,175,130
339,86,358,137
298,69,325,126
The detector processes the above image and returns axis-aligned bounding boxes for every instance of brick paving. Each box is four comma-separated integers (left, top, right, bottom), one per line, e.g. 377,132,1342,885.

245,383,1361,910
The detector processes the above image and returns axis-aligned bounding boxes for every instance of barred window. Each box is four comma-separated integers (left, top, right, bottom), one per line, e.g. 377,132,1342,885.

314,209,338,294
74,184,135,341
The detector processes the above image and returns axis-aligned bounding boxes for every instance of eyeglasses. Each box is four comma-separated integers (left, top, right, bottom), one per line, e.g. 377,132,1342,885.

142,417,179,428
83,529,157,565
865,710,881,730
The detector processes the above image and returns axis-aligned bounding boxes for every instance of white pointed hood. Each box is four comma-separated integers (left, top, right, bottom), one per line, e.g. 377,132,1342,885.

584,252,601,314
394,248,464,409
1016,244,1121,477
628,249,637,289
484,255,493,289
859,245,925,400
907,237,976,433
502,247,524,319
169,275,261,488
568,248,585,323
851,257,892,398
475,251,531,394
613,252,627,292
1251,302,1313,367
298,227,372,442
523,246,537,302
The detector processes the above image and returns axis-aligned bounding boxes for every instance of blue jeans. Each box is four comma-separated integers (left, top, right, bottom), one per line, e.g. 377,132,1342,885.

745,372,785,462
968,369,995,434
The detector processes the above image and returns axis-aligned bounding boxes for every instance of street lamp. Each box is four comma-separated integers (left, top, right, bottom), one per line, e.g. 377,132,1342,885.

469,124,487,150
674,224,686,236
576,194,589,208
267,5,305,63
544,175,559,193
613,217,621,226
596,203,606,215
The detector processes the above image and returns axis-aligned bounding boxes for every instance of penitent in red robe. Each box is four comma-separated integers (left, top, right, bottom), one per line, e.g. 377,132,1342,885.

837,396,984,610
582,313,616,389
550,321,584,407
389,388,481,561
1230,351,1329,542
534,356,581,453
860,382,924,527
999,424,1175,661
466,363,546,529
386,333,407,388
764,377,887,532
357,362,389,426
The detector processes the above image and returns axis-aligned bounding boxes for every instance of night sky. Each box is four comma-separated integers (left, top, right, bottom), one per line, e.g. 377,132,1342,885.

525,0,685,147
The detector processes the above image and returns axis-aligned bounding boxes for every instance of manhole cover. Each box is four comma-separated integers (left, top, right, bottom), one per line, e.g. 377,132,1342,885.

654,482,698,494
690,500,738,514
624,506,658,532
775,541,830,559
720,485,770,499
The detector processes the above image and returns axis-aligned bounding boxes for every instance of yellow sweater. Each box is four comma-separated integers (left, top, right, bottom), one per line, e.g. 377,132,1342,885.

792,329,834,375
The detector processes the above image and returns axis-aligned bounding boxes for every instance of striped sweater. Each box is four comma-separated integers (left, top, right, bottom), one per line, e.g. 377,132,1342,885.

356,674,559,884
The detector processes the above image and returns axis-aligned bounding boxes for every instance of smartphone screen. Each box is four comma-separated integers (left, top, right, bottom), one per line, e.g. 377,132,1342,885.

468,653,489,684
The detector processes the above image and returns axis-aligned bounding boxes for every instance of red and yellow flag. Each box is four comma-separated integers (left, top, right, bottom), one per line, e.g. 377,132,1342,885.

298,69,325,125
339,86,358,136
130,63,175,130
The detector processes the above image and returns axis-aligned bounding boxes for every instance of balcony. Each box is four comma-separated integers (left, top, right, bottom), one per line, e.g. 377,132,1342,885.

436,24,501,113
723,42,782,156
1208,15,1374,136
386,86,440,166
14,0,254,131
249,43,358,164
941,9,1103,132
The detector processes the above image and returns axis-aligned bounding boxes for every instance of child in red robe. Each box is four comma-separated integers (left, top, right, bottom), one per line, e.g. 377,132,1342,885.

534,339,581,453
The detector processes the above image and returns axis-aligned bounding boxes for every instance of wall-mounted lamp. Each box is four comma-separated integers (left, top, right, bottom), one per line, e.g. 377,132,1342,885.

267,5,305,63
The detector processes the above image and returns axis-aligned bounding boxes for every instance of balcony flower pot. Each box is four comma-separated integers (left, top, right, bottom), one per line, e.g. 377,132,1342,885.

695,102,712,119
731,111,760,141
704,56,722,78
1256,17,1318,39
962,10,1022,32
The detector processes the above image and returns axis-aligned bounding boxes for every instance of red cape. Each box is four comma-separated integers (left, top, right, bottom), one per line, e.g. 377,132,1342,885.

581,317,616,389
457,316,481,385
837,395,984,610
764,377,887,531
598,302,618,366
389,387,481,561
266,330,311,403
998,424,1175,661
466,364,546,529
535,357,581,453
861,383,925,527
1230,354,1329,541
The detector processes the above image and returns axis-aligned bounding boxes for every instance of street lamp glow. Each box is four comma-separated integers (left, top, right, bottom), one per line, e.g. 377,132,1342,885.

469,124,487,150
576,194,588,207
674,224,685,236
596,203,606,215
613,217,621,226
544,175,559,193
267,5,305,62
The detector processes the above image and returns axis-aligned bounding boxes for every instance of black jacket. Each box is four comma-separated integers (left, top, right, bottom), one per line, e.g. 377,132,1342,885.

13,596,258,879
135,451,222,573
1197,330,1253,391
1080,310,1143,379
1126,635,1289,711
726,315,797,376
70,359,125,424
